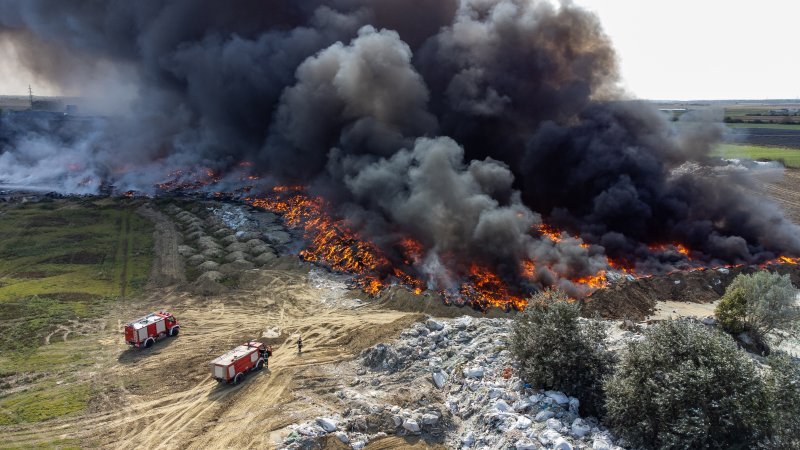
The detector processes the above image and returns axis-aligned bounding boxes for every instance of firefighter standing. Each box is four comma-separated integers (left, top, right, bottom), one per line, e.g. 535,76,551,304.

297,335,303,354
262,345,272,369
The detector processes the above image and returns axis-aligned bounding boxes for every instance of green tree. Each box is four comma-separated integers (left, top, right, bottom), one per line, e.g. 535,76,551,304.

604,320,769,449
510,289,613,416
759,353,800,449
716,271,800,345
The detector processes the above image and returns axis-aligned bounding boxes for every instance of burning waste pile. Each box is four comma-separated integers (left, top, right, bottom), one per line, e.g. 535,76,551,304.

2,0,800,309
278,316,624,450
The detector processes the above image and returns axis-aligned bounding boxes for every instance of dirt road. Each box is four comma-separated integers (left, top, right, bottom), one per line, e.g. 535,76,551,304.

138,205,186,287
5,264,424,449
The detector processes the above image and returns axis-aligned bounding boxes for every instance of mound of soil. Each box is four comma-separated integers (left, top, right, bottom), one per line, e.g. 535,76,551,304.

582,263,800,321
198,261,220,271
253,252,277,266
376,286,513,319
193,271,227,295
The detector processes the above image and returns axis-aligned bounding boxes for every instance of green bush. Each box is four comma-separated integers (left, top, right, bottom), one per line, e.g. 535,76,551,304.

716,271,800,344
760,353,800,449
604,320,769,449
716,284,748,333
510,290,613,416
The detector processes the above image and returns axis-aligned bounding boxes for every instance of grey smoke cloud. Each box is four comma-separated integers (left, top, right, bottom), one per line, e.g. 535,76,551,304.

0,0,798,300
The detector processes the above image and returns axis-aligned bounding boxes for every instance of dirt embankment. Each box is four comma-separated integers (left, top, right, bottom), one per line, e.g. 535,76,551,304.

583,264,800,321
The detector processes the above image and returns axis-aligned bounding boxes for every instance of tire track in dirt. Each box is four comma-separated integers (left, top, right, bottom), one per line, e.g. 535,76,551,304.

137,205,185,286
119,211,131,297
76,270,421,449
5,206,428,449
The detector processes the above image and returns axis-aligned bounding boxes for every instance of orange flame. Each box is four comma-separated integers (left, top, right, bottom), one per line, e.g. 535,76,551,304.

571,271,607,289
156,167,221,191
248,187,423,296
538,223,562,242
247,187,742,308
247,186,540,309
521,260,536,279
459,263,527,310
154,170,800,310
608,257,636,275
648,242,692,260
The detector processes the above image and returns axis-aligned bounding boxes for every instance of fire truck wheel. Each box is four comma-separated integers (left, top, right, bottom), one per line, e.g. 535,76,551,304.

144,338,154,349
255,359,264,371
233,373,244,385
170,327,180,337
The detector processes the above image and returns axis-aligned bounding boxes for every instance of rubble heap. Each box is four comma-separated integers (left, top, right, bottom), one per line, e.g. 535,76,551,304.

279,317,623,449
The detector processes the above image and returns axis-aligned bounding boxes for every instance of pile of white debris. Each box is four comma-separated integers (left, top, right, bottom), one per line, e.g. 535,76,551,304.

278,316,626,449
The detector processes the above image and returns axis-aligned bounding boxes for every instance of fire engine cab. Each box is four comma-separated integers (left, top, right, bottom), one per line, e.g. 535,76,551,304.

124,311,180,348
210,341,272,384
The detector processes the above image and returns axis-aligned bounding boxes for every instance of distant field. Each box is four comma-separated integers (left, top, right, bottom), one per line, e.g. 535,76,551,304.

723,124,800,148
0,198,153,351
714,144,800,168
726,123,800,130
724,106,800,125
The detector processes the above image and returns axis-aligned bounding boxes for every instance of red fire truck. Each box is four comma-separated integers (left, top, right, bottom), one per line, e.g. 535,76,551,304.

210,341,272,384
124,311,180,349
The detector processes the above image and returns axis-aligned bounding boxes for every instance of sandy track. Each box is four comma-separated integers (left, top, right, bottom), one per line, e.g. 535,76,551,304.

102,271,421,450
138,205,186,286
5,266,423,449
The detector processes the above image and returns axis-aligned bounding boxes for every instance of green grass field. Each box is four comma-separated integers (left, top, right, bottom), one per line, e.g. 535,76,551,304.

0,198,155,428
0,198,153,352
0,199,153,301
714,144,800,168
724,107,770,115
0,329,110,429
0,381,89,426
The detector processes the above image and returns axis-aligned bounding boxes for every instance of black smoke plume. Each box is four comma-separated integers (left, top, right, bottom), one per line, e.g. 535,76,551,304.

1,0,798,297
